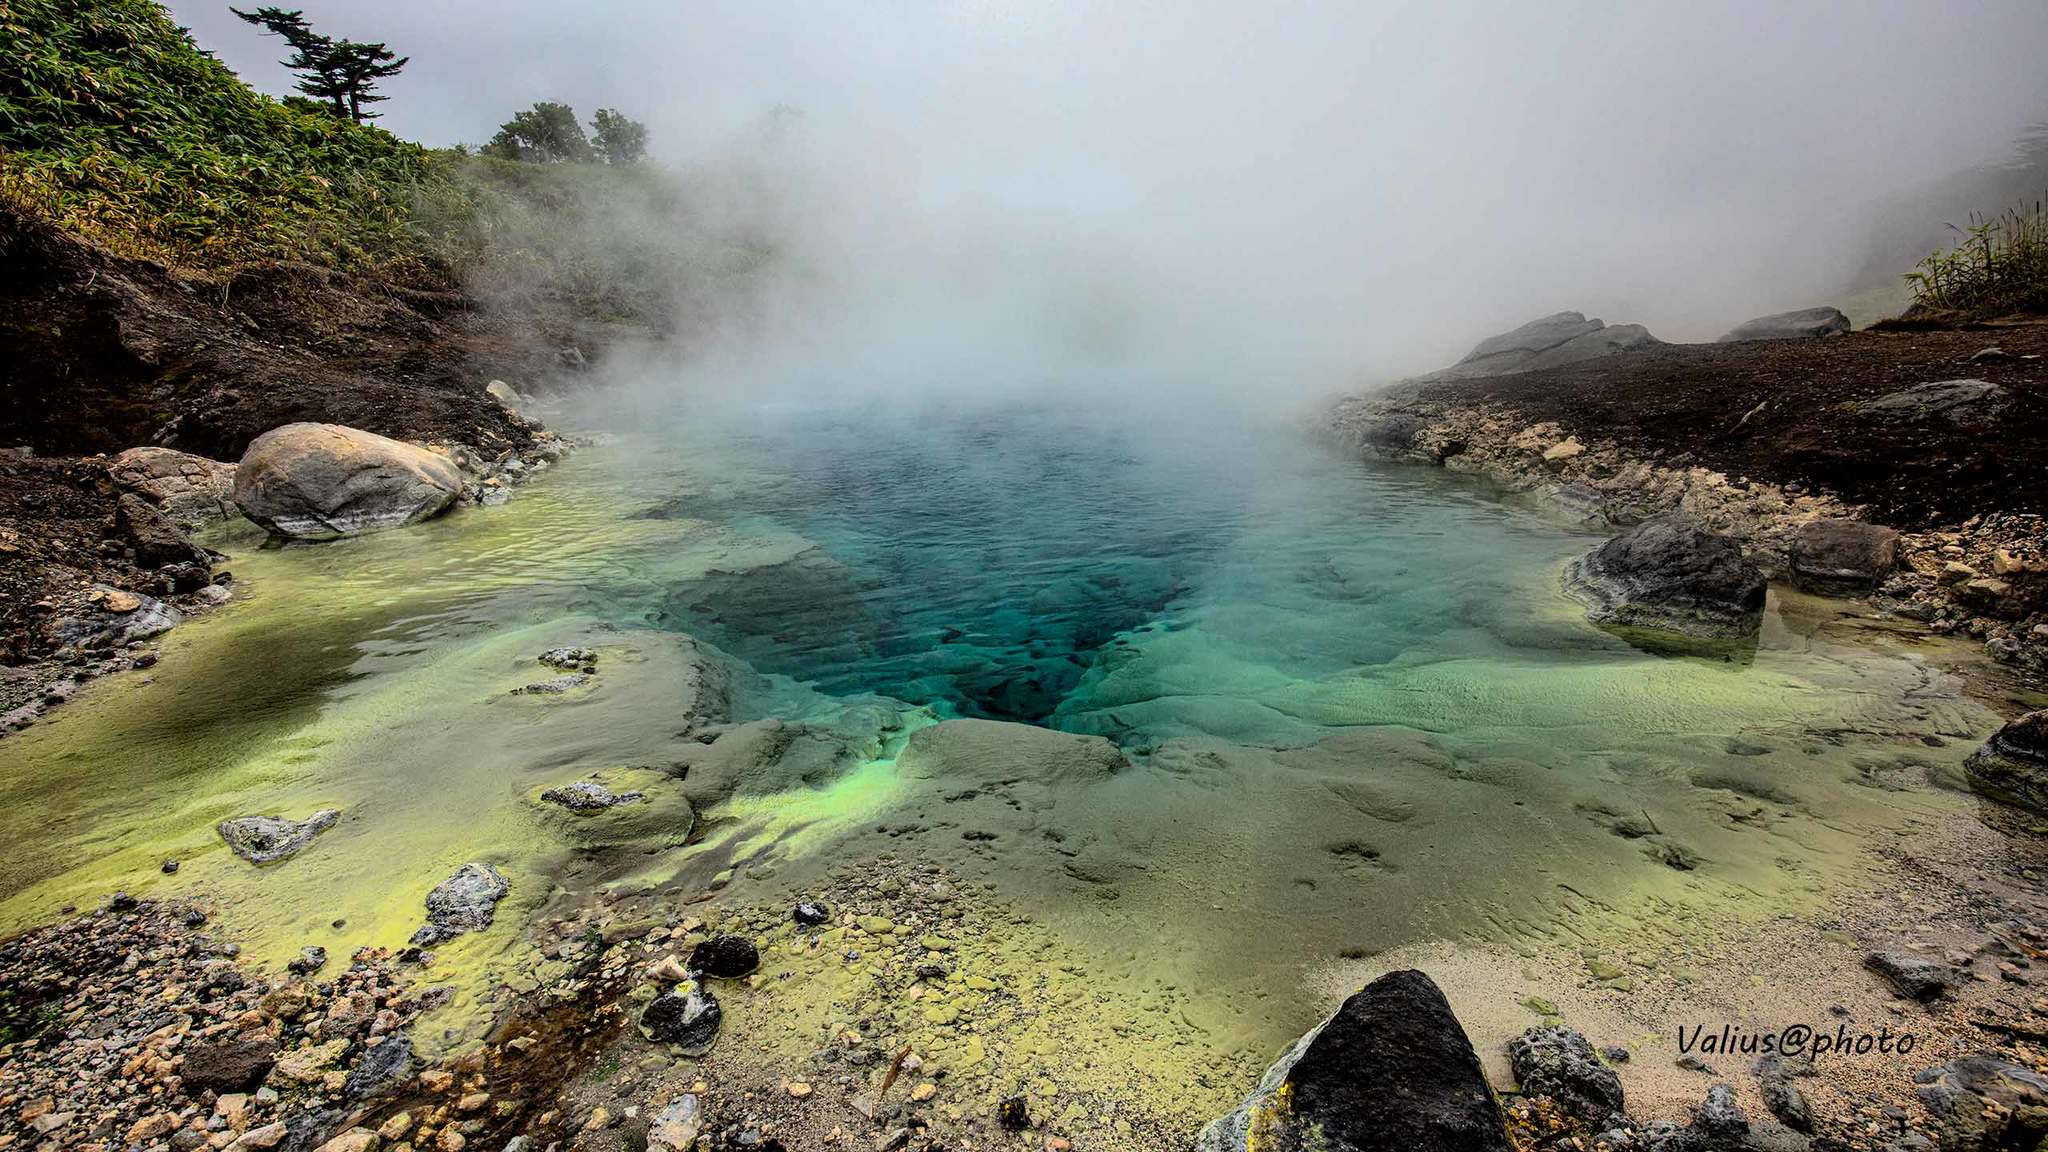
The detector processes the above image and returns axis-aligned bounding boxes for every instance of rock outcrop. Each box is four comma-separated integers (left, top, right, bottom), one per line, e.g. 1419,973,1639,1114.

1914,1055,2048,1151
108,447,238,527
217,809,339,865
1424,312,1660,381
1852,379,2008,425
1787,518,1899,594
1563,518,1767,645
1195,969,1508,1152
1964,709,2048,813
410,862,509,946
234,423,464,540
1718,306,1850,342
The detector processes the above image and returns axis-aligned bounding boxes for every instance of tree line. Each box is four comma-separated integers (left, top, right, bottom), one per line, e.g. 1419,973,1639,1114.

230,6,651,164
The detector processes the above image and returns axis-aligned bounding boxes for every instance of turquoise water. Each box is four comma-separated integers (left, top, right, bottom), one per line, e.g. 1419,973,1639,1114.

636,401,1588,742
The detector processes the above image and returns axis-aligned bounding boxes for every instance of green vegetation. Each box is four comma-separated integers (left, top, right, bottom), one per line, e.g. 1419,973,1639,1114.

231,5,409,123
0,0,437,274
484,101,650,166
1907,198,2048,317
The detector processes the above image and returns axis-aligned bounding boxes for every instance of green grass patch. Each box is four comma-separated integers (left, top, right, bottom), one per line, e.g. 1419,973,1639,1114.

1907,198,2048,318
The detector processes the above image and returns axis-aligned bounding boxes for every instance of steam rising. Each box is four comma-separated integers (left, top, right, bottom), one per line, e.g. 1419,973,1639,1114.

177,0,2048,392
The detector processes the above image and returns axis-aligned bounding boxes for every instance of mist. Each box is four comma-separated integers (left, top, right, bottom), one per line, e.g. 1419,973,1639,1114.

173,0,2048,393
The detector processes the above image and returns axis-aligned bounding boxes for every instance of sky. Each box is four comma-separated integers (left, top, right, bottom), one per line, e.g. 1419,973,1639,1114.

171,1,2048,383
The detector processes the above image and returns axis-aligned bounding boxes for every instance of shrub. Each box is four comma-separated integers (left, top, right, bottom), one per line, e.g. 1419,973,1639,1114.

1906,197,2048,317
0,0,439,275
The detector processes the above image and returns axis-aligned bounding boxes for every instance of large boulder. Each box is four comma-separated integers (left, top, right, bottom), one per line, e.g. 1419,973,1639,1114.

234,423,464,540
116,493,210,571
1564,518,1767,645
108,447,237,527
1195,969,1509,1152
1718,307,1850,342
1964,710,2048,813
1787,518,1899,595
1426,312,1661,381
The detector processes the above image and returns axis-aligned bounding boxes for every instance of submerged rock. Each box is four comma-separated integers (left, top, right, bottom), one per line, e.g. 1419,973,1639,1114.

1196,969,1509,1152
1787,518,1899,595
1864,951,1961,1001
540,780,642,810
689,935,760,979
234,423,464,540
410,863,509,946
217,809,340,865
641,981,721,1055
1964,710,2048,813
1717,306,1850,342
52,586,181,652
1564,518,1766,646
1508,1025,1627,1129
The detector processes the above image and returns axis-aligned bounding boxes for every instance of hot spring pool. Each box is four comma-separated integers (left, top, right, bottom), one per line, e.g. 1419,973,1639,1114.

0,399,1995,1064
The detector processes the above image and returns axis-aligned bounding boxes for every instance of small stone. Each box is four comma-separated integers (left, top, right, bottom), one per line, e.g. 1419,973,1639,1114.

793,902,831,925
786,1082,812,1099
997,1095,1031,1130
910,1082,937,1102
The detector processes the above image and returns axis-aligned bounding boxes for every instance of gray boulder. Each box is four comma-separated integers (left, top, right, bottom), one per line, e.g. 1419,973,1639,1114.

1787,518,1899,595
1564,519,1766,645
234,423,464,540
1914,1056,2048,1151
108,447,238,528
116,493,211,571
1853,379,2008,425
1196,969,1509,1152
1427,312,1661,380
1718,307,1850,342
410,862,509,946
1508,1025,1627,1129
1964,709,2048,813
217,809,339,865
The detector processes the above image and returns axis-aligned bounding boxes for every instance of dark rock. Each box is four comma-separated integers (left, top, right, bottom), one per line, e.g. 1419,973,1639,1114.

1359,414,1431,456
1718,307,1850,342
642,982,721,1055
1965,710,2048,814
181,1034,278,1095
1509,1025,1627,1129
217,809,340,865
1602,1046,1631,1064
997,1096,1031,1131
689,935,760,979
1853,379,2008,425
286,946,327,975
117,493,211,569
1692,1084,1748,1144
410,862,509,946
1196,969,1509,1151
1864,951,1961,1001
161,859,179,874
344,1034,414,1100
1788,519,1900,595
1759,1073,1812,1134
106,891,139,913
540,780,643,811
511,674,590,696
793,901,831,926
51,586,181,651
1914,1055,2048,1152
1564,518,1766,646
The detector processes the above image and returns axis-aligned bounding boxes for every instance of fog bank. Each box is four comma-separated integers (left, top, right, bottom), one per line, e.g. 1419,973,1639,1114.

175,0,2048,389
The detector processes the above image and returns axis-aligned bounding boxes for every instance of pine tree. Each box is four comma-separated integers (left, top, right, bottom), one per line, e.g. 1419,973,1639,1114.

590,109,650,165
231,6,407,123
